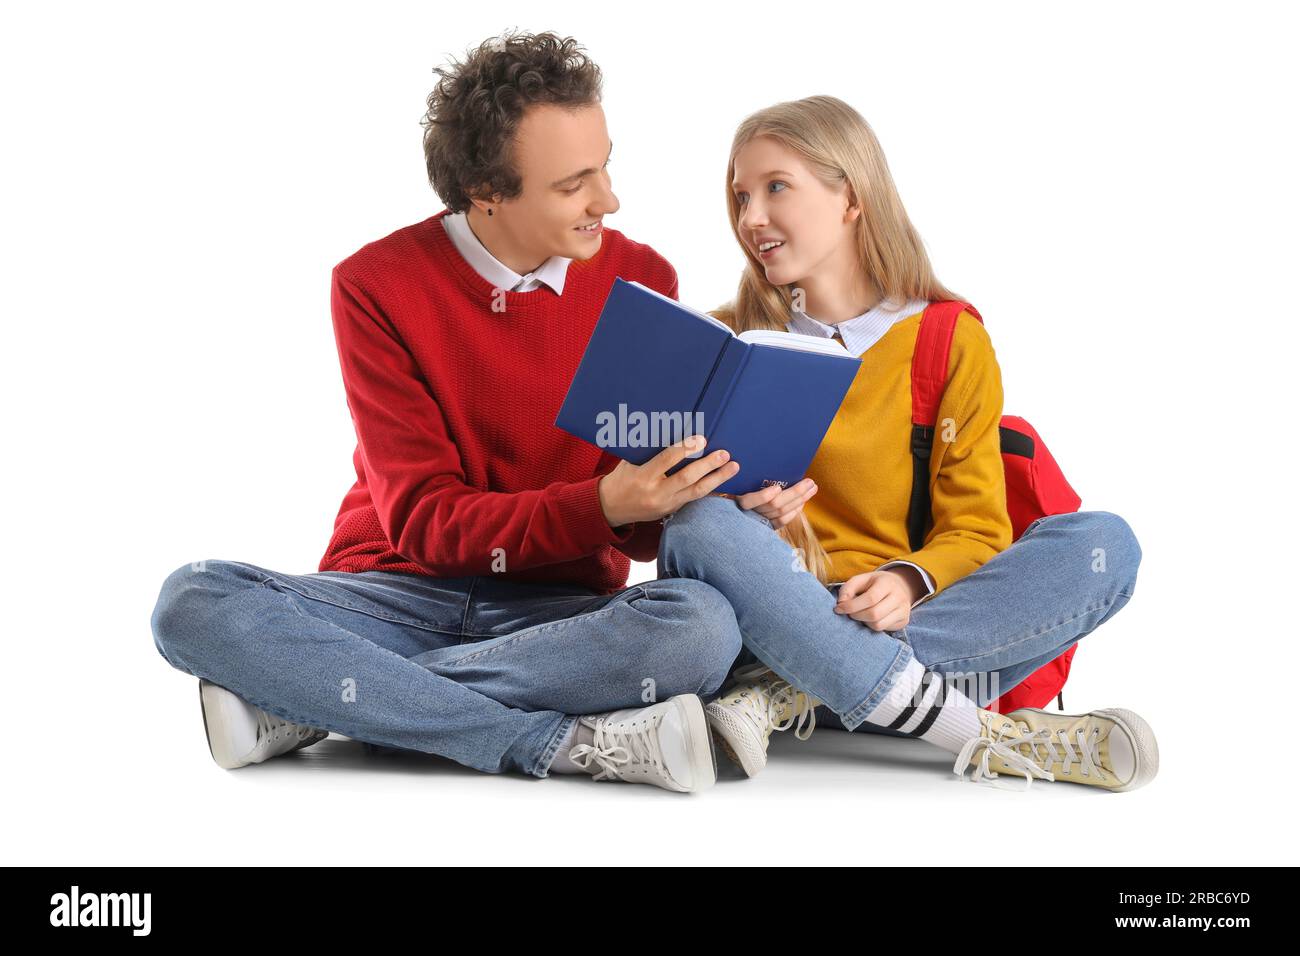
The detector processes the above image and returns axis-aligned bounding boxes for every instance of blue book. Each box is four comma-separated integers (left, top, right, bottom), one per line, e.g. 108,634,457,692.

555,277,861,496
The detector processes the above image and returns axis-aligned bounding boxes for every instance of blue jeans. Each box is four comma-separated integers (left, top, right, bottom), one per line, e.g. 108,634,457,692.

150,563,742,777
657,497,1141,731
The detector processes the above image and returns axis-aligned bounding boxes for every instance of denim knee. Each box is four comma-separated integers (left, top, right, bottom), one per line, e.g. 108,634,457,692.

1081,511,1142,596
637,578,744,697
659,495,770,571
668,494,770,531
151,559,262,669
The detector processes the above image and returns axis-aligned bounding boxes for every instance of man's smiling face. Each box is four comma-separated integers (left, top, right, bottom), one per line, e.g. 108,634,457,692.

492,102,621,263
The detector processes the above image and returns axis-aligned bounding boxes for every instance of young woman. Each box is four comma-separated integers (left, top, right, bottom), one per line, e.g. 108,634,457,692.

654,94,1159,791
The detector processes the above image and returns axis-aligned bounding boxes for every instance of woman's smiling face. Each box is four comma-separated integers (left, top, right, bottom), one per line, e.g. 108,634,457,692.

731,135,858,289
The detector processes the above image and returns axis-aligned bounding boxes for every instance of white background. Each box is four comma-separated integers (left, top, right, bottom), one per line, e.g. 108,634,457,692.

5,1,1297,865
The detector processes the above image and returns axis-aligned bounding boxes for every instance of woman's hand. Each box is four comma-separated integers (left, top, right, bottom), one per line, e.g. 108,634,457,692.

833,568,924,631
732,477,818,529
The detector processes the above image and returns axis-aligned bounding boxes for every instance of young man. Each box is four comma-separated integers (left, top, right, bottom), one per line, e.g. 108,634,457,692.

150,32,748,793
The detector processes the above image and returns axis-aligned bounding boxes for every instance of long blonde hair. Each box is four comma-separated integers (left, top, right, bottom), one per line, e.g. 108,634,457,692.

711,95,962,584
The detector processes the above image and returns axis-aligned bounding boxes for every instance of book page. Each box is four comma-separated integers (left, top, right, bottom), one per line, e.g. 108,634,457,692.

738,328,855,358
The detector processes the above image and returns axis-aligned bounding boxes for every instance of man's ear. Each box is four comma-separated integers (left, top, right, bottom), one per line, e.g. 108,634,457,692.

467,188,502,215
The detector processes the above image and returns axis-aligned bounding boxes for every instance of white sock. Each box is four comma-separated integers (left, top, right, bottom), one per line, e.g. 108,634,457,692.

547,719,596,775
861,658,984,754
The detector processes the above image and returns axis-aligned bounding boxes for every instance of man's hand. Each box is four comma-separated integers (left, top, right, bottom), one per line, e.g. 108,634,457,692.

834,568,926,632
597,435,739,528
733,478,817,529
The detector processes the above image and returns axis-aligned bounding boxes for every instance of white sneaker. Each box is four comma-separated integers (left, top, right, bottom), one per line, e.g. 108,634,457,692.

198,679,329,770
567,694,716,793
953,705,1160,792
705,663,819,777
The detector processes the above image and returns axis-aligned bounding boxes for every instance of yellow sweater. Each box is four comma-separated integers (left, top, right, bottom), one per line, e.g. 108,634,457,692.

804,308,1013,597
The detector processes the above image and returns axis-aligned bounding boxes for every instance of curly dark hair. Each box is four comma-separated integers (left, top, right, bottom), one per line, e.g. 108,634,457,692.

421,31,604,213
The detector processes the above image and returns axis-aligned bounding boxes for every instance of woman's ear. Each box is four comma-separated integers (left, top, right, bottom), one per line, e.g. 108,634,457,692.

844,187,863,224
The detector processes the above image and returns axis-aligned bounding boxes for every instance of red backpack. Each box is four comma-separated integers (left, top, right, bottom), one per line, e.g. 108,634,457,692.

909,300,1082,713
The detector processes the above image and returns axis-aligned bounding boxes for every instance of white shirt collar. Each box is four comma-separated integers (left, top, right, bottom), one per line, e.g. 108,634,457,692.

787,297,930,357
441,211,571,295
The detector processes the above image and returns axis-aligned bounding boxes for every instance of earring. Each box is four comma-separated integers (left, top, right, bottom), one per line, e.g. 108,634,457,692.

487,207,494,217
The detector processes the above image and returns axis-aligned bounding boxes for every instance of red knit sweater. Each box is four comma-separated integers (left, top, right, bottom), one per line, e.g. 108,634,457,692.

318,209,677,594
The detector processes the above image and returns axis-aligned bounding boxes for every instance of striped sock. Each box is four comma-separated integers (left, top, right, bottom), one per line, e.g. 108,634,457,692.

861,658,983,754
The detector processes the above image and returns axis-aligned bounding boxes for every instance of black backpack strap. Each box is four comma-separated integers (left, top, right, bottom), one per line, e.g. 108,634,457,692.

908,424,1028,552
907,424,934,552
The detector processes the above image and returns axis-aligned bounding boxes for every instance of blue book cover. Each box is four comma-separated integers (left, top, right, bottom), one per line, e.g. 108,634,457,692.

555,277,861,496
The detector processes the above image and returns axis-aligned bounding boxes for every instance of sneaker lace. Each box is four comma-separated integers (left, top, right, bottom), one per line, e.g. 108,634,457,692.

954,717,1059,791
255,709,316,746
568,714,664,781
1020,723,1104,780
731,663,817,740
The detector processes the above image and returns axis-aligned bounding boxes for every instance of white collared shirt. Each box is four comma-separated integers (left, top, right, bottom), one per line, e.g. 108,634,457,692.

788,296,938,607
786,297,930,358
442,211,571,294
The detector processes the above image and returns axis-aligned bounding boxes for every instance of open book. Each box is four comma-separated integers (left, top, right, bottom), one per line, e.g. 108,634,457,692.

555,278,860,496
